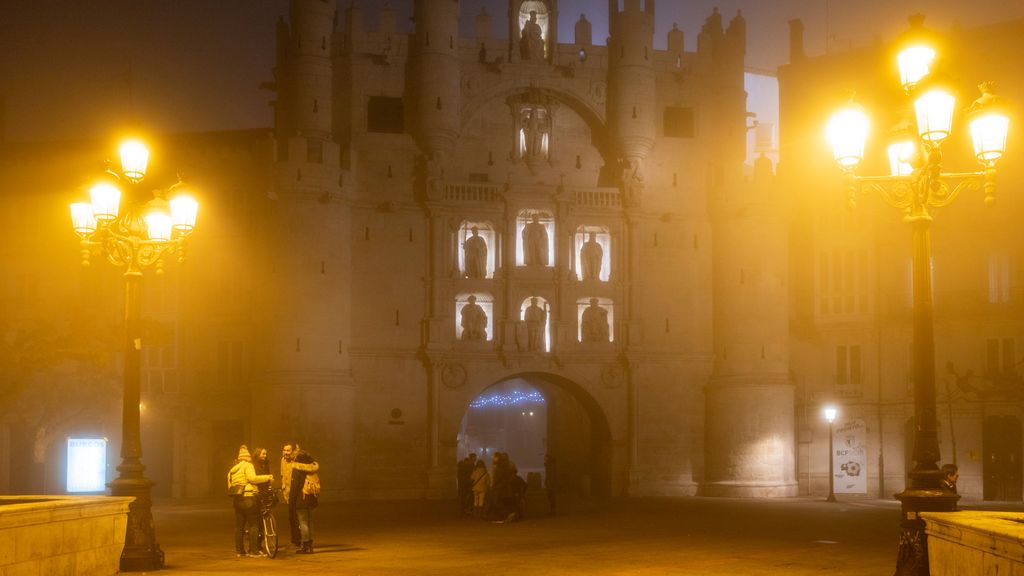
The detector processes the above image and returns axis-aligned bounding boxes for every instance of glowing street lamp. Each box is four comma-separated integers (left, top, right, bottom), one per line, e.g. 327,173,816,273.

824,406,837,503
826,15,1009,576
68,137,198,572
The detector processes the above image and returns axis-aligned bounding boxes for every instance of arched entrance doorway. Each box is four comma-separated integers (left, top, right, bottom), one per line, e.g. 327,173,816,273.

457,373,613,499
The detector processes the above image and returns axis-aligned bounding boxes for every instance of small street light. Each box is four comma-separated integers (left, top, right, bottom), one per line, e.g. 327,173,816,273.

824,406,837,503
69,137,198,572
826,14,1009,576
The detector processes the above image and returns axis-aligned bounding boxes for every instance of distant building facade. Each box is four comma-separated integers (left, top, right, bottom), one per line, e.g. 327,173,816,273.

0,1,1019,504
780,16,1024,501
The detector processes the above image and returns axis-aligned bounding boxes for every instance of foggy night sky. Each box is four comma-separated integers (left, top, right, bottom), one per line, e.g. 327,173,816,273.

0,0,1021,143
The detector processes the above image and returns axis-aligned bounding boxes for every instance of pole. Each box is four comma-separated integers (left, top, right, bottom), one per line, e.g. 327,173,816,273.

894,217,958,576
827,419,836,502
107,267,164,571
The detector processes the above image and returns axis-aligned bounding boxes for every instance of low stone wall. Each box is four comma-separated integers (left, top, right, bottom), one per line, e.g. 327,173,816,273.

0,495,133,576
923,510,1024,576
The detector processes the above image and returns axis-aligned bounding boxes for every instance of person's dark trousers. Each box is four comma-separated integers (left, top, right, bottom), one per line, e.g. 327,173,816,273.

547,488,556,515
233,495,259,554
288,503,301,546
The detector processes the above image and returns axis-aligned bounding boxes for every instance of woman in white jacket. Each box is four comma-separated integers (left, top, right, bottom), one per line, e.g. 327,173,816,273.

227,445,273,557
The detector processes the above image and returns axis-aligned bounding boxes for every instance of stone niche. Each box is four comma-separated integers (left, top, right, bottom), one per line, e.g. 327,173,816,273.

0,495,132,576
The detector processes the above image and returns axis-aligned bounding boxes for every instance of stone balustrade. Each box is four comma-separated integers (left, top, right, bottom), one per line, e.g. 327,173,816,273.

0,495,133,576
923,510,1024,576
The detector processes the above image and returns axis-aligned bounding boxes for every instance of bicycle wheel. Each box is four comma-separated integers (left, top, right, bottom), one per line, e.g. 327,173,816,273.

261,511,279,558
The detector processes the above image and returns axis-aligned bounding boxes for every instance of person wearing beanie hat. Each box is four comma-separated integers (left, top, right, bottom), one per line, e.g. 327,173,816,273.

228,444,273,557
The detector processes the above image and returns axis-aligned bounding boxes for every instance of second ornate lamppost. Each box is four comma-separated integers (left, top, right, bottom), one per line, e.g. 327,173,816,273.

826,16,1009,576
69,138,198,572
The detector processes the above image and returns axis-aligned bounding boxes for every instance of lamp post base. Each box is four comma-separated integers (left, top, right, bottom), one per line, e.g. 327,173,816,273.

893,488,959,576
109,475,164,572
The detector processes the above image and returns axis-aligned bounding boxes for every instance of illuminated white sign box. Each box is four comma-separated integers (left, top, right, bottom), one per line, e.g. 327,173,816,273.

66,438,107,493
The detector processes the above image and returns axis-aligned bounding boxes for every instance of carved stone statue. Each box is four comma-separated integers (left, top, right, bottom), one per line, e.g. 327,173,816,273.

463,227,487,279
523,107,550,160
524,297,547,352
621,157,645,207
520,10,544,61
580,232,603,281
581,298,609,343
522,213,549,266
460,295,487,341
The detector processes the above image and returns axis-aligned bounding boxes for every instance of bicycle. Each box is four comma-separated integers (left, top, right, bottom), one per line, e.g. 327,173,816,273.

257,488,280,558
243,488,280,558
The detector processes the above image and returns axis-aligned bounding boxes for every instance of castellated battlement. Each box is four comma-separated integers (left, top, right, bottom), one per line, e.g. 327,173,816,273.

333,4,744,76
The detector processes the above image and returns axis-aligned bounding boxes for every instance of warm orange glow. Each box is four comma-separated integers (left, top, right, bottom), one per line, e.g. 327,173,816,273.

824,406,837,423
169,194,198,232
827,106,869,169
887,140,917,176
70,202,97,236
897,46,935,92
89,182,121,222
914,88,955,143
120,139,150,183
970,113,1009,164
145,211,172,242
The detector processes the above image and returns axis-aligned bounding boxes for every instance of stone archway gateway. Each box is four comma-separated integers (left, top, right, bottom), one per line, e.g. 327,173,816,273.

457,373,613,499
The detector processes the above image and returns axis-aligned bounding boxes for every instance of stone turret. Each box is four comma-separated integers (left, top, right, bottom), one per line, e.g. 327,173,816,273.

607,0,655,207
704,9,796,498
258,0,355,498
278,0,335,140
411,0,462,160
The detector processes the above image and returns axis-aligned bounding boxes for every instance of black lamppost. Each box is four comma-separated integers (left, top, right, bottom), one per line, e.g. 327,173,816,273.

69,138,198,572
824,405,837,503
826,16,1009,576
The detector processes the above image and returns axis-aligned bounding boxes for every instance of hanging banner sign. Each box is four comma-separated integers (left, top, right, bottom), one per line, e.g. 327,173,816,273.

833,419,867,494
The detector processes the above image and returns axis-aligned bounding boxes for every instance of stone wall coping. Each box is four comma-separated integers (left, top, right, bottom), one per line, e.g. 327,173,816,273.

0,496,134,530
922,511,1024,562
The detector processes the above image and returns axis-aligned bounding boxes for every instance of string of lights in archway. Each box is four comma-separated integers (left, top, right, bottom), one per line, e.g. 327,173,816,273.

469,390,546,409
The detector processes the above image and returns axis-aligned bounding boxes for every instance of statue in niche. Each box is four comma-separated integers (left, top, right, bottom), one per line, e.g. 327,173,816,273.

460,295,488,341
580,232,603,281
522,107,550,160
463,226,488,279
621,157,645,208
522,213,549,266
524,297,547,352
581,298,610,343
520,10,544,61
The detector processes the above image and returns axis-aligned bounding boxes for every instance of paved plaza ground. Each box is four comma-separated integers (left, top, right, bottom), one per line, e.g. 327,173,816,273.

150,495,1023,575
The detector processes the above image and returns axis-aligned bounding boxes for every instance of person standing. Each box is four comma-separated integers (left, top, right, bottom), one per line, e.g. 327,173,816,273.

280,443,318,550
544,453,558,516
470,459,490,517
457,453,477,513
227,445,273,557
291,450,321,554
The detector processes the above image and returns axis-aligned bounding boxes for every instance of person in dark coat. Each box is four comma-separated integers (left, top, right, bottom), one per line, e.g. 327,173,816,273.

291,450,320,554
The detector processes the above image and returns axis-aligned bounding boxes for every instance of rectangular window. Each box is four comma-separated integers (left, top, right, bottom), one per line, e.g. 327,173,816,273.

988,253,1010,303
988,338,1017,376
367,96,405,134
664,107,695,138
835,344,862,393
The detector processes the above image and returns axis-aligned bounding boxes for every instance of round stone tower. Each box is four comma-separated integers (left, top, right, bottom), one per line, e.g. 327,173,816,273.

411,0,462,160
257,0,355,497
703,10,797,498
607,0,656,192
